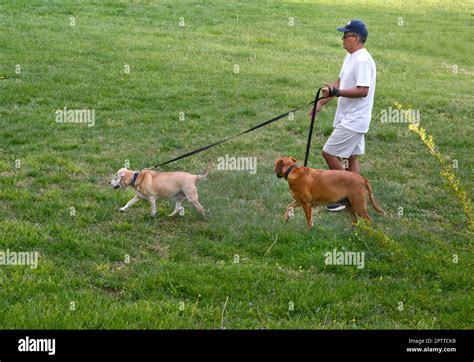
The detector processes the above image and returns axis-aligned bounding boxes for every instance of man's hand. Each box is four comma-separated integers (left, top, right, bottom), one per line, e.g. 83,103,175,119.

308,80,339,118
321,83,331,98
322,83,340,98
308,101,323,118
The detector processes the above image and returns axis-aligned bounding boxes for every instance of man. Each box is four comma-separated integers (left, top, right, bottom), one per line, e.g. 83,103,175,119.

313,19,376,212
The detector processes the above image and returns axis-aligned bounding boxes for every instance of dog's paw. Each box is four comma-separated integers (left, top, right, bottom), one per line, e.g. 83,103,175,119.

119,207,126,212
168,208,184,217
288,207,294,218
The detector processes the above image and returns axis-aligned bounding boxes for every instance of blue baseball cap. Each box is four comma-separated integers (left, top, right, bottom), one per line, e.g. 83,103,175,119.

337,19,368,40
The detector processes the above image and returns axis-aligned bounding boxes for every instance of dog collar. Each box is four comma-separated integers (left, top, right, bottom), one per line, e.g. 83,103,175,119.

284,165,297,180
130,171,140,186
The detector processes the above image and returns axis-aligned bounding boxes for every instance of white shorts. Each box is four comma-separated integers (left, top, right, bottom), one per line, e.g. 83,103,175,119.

322,128,365,158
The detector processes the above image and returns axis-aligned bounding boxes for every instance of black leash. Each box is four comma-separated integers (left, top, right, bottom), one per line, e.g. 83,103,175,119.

150,99,320,169
304,87,324,167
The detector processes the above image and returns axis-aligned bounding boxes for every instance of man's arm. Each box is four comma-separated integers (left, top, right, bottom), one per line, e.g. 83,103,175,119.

334,86,368,98
310,79,340,115
323,59,372,99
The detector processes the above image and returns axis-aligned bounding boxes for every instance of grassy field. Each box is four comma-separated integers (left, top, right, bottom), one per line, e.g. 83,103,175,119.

0,0,472,329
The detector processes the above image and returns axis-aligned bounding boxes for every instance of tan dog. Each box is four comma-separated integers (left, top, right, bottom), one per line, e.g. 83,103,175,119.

274,156,385,229
110,161,211,218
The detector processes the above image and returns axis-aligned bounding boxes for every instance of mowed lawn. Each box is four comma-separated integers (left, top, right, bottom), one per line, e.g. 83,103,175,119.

0,0,472,329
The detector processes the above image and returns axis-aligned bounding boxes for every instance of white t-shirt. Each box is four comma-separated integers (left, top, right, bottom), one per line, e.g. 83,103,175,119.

333,48,376,133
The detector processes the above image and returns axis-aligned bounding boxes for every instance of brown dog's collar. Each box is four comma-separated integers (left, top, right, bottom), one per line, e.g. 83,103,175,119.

284,165,297,180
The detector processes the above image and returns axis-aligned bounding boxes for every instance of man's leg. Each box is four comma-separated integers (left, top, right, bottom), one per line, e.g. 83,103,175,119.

322,151,344,170
347,134,364,175
322,151,346,212
347,155,360,174
322,128,362,212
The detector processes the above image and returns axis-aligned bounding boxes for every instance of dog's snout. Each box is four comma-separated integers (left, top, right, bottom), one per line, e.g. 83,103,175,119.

110,177,120,188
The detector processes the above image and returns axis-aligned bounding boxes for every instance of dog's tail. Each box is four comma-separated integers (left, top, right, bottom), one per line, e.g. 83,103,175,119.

364,179,385,215
195,159,212,181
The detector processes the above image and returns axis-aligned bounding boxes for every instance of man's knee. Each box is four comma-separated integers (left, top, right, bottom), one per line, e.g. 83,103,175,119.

322,150,333,160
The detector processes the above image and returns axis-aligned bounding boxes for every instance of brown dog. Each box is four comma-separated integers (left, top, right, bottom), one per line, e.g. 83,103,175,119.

274,156,385,229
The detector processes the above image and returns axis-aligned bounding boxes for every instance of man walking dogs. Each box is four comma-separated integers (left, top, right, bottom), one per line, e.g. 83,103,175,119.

313,19,376,212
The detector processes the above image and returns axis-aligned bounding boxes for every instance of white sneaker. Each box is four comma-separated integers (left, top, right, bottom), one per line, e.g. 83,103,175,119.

326,203,346,212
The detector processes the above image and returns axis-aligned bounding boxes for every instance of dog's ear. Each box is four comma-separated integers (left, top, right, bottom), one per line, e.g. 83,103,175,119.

274,159,284,178
290,157,297,163
119,169,126,178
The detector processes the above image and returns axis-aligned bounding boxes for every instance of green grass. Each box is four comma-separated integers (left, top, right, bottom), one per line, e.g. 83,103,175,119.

0,0,472,329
